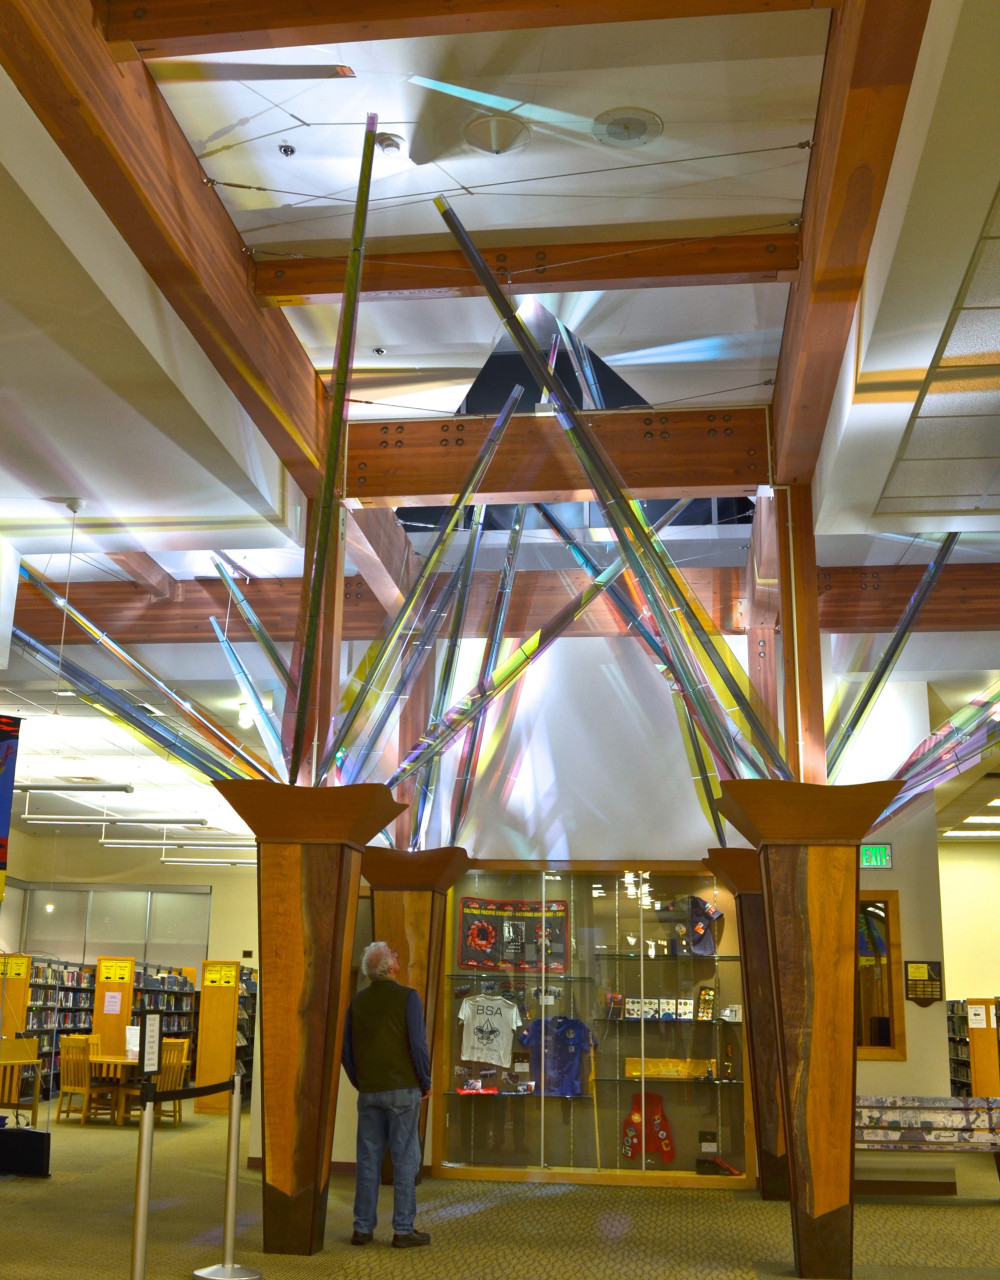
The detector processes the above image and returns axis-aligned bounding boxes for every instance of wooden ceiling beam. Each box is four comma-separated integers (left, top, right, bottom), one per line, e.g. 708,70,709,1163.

254,232,801,306
770,0,931,484
344,508,418,616
346,407,769,505
1,0,326,496
97,1,840,59
107,552,184,601
16,562,1000,650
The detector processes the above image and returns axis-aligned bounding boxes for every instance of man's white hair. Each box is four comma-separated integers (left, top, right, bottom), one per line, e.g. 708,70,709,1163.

362,941,395,980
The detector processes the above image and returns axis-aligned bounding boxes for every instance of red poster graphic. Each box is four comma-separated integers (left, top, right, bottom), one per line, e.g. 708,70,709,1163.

458,897,568,972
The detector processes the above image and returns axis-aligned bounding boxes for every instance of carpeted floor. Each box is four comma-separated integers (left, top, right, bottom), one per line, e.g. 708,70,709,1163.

2,1112,999,1280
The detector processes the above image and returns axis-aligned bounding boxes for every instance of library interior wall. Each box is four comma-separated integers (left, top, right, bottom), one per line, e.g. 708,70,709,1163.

4,829,258,964
938,840,1000,998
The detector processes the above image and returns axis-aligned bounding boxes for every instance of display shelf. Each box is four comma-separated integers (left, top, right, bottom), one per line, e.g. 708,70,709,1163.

25,961,96,1096
437,864,748,1186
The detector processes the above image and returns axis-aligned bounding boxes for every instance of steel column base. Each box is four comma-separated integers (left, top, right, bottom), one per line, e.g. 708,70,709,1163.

193,1265,262,1279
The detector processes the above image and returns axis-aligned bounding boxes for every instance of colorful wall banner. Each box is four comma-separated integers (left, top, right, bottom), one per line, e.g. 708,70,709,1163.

458,897,568,972
0,715,22,908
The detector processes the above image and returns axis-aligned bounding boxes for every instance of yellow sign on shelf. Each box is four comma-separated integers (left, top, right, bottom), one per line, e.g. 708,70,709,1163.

98,959,133,984
0,956,28,979
203,962,238,988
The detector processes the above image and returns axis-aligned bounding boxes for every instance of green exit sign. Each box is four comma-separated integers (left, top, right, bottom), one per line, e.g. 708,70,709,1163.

860,844,892,869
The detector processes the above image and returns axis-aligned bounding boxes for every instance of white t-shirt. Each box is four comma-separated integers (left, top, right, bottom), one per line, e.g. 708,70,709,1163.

458,996,523,1068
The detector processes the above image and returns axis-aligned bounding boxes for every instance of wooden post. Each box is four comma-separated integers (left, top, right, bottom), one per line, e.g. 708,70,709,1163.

362,845,471,1180
775,484,826,785
193,960,240,1114
718,780,900,1280
704,849,789,1201
214,780,405,1256
93,956,134,1057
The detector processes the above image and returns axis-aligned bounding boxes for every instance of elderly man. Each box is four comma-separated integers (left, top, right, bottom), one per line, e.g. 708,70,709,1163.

342,940,432,1248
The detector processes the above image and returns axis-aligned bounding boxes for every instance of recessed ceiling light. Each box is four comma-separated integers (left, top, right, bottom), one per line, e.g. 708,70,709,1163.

592,107,663,148
464,114,530,156
53,690,76,698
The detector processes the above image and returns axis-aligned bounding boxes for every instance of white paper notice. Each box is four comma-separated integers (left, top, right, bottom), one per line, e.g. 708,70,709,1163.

968,1004,987,1029
103,990,122,1015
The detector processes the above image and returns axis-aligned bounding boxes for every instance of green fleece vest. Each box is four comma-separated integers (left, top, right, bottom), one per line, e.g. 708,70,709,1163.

349,979,420,1092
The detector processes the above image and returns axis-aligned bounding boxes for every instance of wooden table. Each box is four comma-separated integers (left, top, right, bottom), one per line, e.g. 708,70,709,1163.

90,1054,138,1124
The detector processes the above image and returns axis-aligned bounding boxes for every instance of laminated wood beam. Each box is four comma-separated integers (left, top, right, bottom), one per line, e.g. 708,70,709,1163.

344,408,769,505
775,484,825,784
97,1,840,59
771,0,931,484
107,552,184,601
17,562,1000,648
254,233,801,306
0,0,326,495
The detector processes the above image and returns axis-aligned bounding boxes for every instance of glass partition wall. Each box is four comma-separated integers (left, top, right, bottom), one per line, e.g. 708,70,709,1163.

437,864,746,1185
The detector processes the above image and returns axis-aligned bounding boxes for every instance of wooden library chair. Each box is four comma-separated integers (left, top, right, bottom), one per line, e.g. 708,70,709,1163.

56,1037,116,1123
120,1037,190,1125
0,1037,41,1128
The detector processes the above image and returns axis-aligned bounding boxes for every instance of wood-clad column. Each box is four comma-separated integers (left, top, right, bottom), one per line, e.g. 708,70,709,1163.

745,493,781,729
214,781,405,1255
362,846,471,1177
704,848,788,1202
718,780,900,1280
775,484,826,784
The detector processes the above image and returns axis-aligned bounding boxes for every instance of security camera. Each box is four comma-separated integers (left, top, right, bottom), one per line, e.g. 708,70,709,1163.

278,143,296,157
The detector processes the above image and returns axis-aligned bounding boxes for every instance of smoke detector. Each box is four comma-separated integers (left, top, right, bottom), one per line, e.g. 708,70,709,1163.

464,114,530,156
592,108,663,148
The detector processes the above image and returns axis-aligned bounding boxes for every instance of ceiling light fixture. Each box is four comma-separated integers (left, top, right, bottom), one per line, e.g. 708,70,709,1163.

100,840,255,850
592,107,663,148
160,856,256,867
14,783,134,793
24,816,209,826
464,114,530,156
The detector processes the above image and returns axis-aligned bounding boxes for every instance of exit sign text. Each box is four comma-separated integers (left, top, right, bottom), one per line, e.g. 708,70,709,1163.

860,844,892,869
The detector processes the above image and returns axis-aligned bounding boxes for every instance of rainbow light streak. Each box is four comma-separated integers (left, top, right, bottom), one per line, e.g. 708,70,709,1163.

408,505,487,850
316,385,524,785
450,506,527,844
288,114,378,783
874,678,1000,826
389,537,660,790
672,690,726,846
209,617,289,782
826,533,959,782
606,330,783,367
11,627,243,782
18,565,278,782
435,197,788,783
211,556,291,689
341,574,461,785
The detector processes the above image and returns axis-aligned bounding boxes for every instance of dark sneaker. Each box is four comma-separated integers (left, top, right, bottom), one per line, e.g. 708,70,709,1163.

351,1230,373,1245
392,1230,430,1248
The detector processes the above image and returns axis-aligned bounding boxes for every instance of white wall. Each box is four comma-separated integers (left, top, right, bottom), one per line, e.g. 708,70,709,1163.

939,839,1000,998
857,796,951,1096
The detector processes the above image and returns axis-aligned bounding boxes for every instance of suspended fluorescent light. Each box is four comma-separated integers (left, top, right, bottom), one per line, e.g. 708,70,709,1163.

943,829,1000,838
15,783,134,792
100,839,255,850
160,856,256,867
24,816,209,826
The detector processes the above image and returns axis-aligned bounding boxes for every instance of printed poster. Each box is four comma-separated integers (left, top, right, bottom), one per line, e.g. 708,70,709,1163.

458,897,568,972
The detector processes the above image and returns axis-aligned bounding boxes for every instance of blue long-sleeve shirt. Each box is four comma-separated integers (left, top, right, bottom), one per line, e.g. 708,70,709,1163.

342,980,431,1094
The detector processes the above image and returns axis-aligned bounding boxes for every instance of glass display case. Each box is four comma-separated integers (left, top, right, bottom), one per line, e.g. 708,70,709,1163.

435,864,748,1186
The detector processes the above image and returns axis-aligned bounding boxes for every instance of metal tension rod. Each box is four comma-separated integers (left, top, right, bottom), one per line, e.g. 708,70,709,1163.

436,197,787,781
827,532,959,781
289,113,378,784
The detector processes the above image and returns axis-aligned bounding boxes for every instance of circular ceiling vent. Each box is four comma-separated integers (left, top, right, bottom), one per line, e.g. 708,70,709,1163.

464,114,531,156
592,108,663,148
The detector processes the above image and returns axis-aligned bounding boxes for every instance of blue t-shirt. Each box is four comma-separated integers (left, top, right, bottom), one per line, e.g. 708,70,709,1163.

518,1016,597,1097
689,895,723,955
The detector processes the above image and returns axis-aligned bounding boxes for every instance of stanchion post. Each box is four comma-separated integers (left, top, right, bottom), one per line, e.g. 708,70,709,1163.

194,1075,261,1280
131,1085,157,1280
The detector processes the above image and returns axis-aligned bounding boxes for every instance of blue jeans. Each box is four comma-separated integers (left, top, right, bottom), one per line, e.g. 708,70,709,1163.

353,1087,423,1235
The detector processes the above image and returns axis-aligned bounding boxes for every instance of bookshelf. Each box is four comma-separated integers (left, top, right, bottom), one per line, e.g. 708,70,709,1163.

25,961,95,1097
